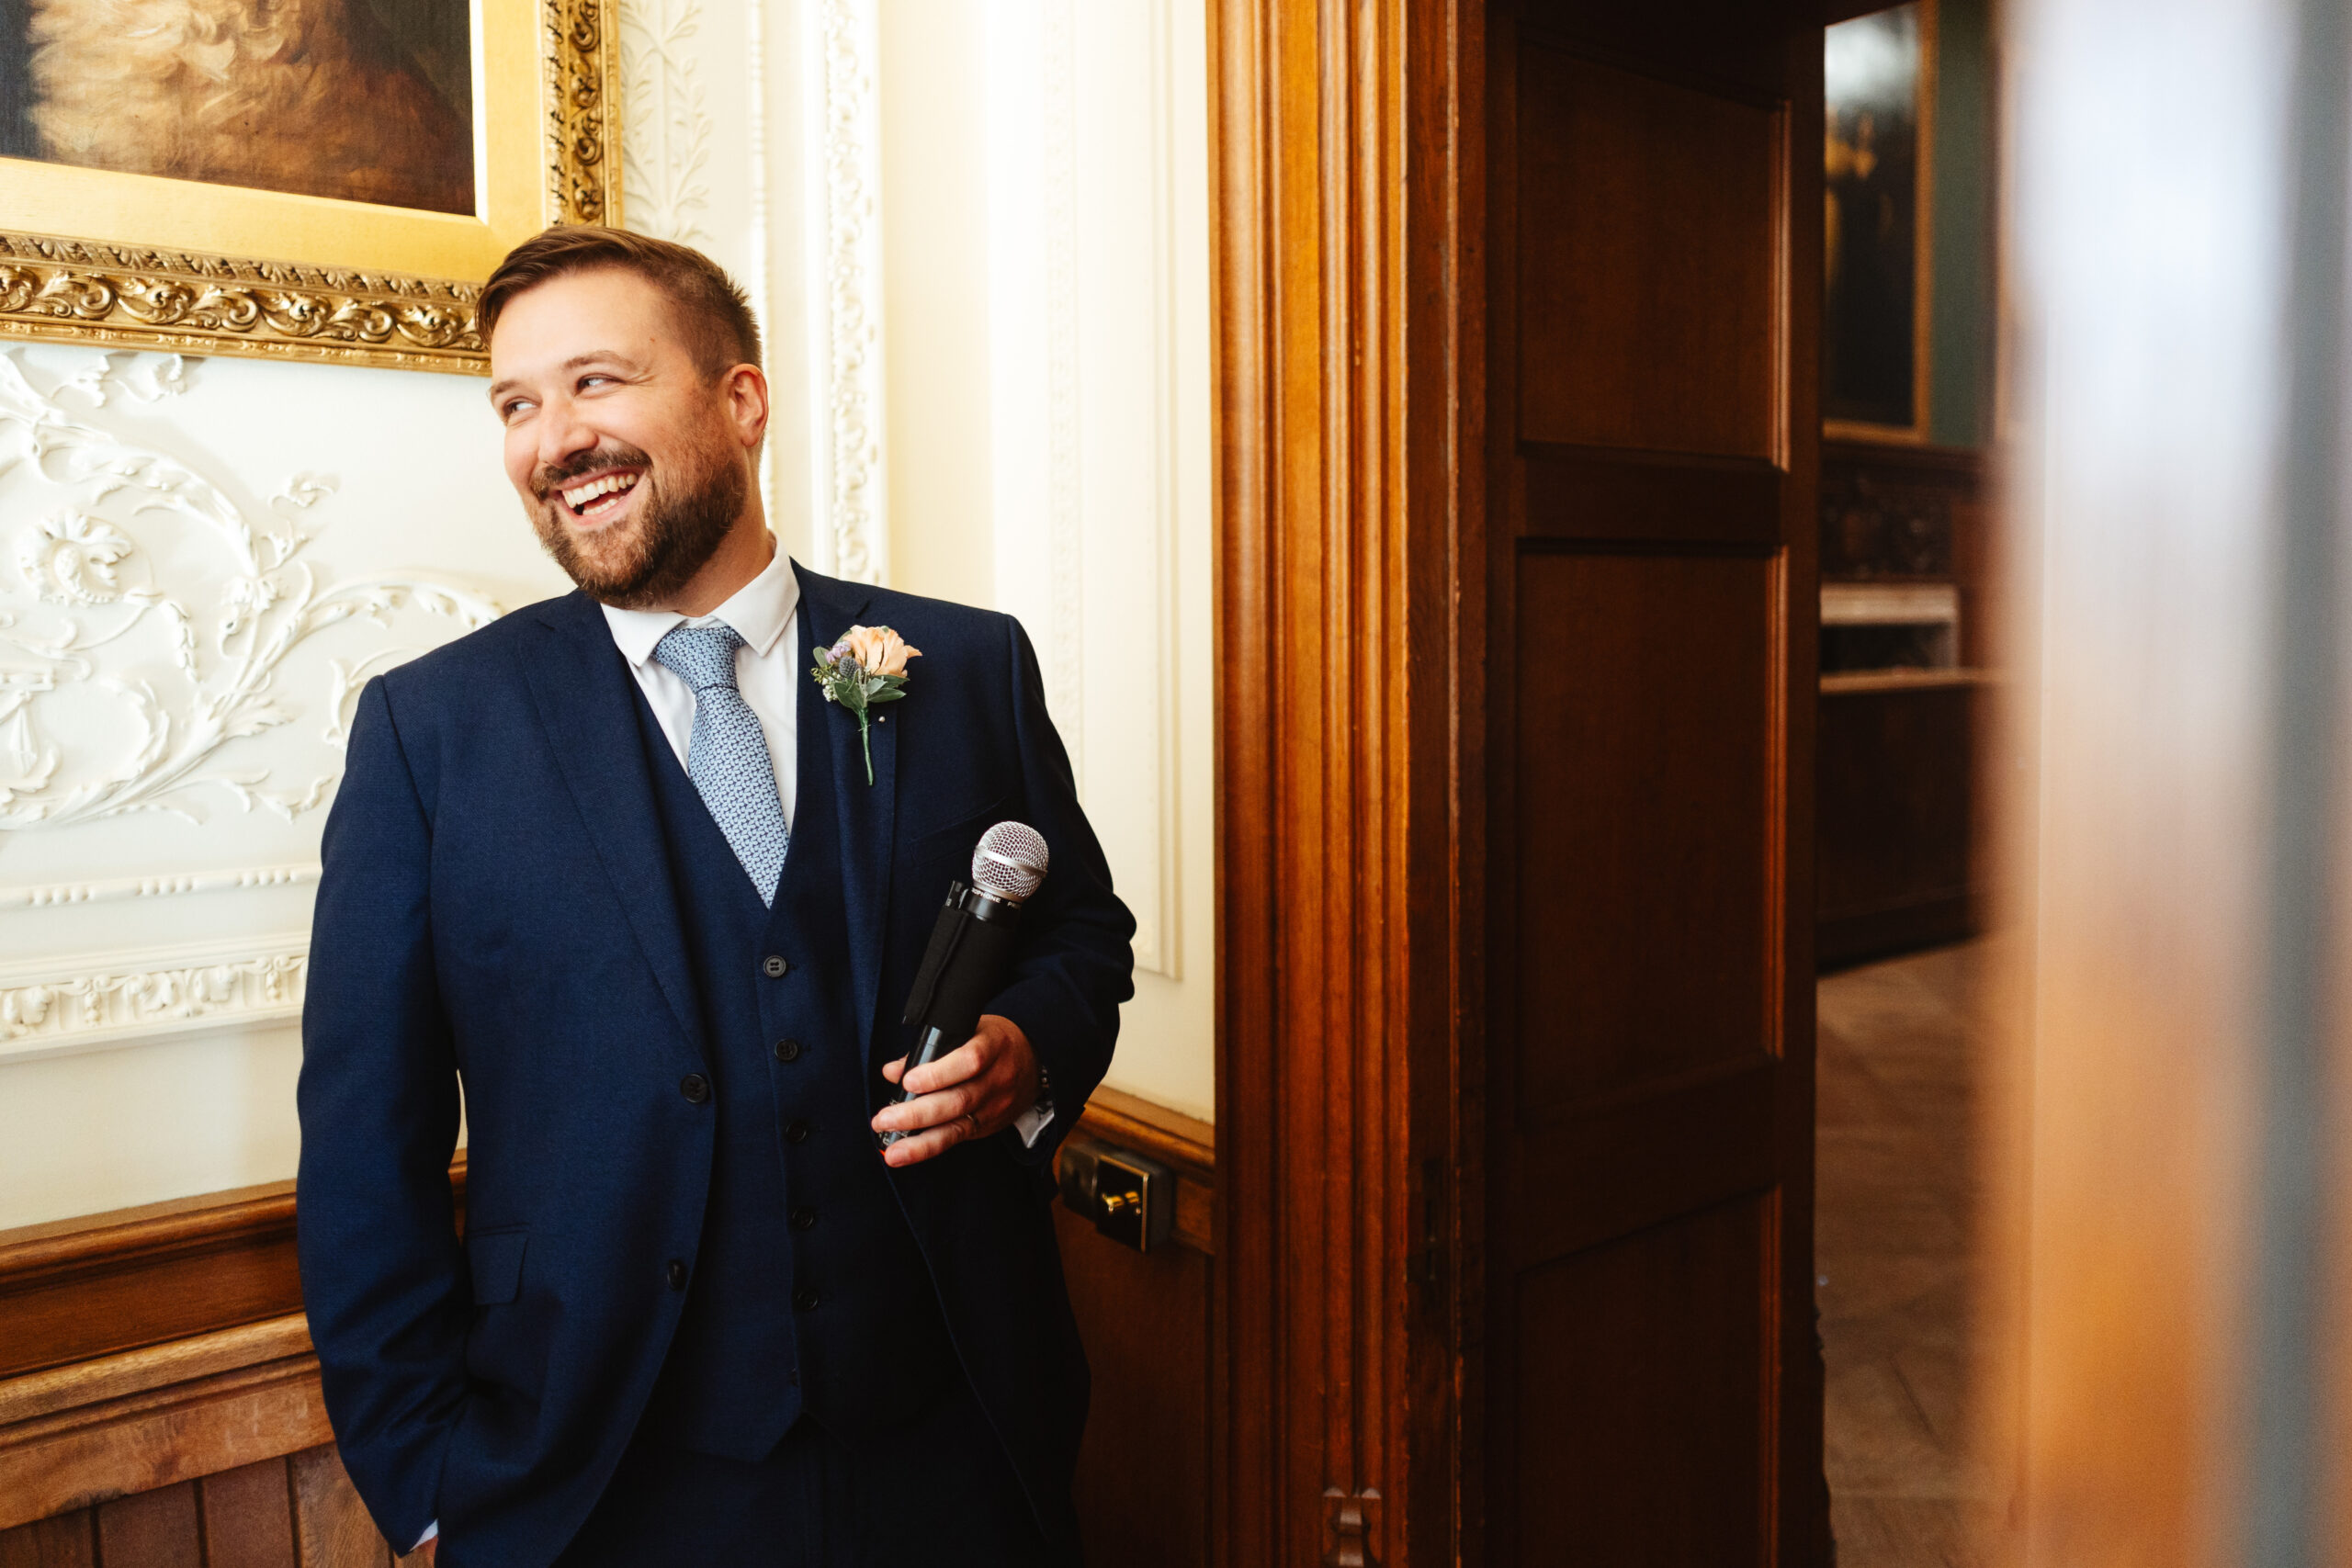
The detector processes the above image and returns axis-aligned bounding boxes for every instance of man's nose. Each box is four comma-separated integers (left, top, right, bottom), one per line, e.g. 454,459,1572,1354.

535,400,600,473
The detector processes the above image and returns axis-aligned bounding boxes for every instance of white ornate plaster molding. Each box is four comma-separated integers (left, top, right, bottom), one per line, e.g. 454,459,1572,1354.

808,0,887,585
0,351,501,830
619,0,717,245
0,863,319,910
0,933,308,1064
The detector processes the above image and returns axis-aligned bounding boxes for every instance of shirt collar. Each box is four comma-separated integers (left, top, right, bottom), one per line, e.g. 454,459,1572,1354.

599,540,801,670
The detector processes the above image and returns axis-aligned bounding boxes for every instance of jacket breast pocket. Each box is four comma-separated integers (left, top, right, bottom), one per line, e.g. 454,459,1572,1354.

466,1226,528,1306
904,792,1014,854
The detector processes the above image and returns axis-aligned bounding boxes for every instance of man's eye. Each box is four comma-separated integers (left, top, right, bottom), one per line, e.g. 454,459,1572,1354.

580,374,615,390
501,400,533,422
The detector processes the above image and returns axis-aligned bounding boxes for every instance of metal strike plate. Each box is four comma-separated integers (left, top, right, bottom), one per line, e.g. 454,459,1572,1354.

1057,1138,1174,1253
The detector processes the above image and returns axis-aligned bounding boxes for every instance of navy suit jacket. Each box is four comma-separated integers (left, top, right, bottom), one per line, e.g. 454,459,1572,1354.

296,563,1135,1562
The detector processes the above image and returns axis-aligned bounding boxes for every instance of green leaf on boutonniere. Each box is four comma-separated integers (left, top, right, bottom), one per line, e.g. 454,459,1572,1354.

809,625,922,784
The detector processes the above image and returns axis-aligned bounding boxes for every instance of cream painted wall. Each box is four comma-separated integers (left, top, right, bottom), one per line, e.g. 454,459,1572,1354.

0,0,1215,1231
879,6,998,609
881,0,1216,1122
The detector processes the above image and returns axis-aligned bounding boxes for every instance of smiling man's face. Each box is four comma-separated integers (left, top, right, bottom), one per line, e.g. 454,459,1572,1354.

488,266,762,608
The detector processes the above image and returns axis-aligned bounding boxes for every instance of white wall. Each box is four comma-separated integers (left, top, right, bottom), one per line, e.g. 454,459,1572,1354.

882,0,1216,1121
0,0,1215,1231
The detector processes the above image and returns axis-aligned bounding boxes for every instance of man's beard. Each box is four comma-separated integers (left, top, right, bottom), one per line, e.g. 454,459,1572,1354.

529,435,749,609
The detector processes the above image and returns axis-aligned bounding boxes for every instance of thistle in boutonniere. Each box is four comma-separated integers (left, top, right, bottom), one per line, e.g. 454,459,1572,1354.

811,625,922,785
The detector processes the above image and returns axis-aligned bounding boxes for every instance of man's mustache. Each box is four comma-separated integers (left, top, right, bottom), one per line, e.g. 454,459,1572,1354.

533,443,655,500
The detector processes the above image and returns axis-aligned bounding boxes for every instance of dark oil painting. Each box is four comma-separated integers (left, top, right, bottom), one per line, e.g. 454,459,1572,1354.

0,0,476,218
1825,4,1925,431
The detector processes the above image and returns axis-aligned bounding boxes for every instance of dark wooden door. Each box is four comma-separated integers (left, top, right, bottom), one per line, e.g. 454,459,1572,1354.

1483,4,1826,1562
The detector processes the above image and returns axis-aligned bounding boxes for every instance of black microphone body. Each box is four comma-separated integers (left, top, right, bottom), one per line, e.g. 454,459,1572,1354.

878,823,1048,1146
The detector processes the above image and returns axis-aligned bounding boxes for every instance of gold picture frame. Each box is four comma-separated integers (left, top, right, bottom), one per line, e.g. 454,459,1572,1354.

1823,0,1937,444
0,0,622,377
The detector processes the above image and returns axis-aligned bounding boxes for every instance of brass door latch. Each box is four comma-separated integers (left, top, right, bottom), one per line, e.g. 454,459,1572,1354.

1057,1137,1174,1252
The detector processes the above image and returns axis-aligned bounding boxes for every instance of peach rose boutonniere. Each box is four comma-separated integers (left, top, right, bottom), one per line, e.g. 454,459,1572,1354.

810,624,922,784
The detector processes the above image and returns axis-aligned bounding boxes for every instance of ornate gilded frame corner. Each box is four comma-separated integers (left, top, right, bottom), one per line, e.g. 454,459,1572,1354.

0,0,624,377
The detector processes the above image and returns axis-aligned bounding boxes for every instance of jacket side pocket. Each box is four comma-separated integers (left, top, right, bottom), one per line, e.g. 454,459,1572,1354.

464,1227,527,1306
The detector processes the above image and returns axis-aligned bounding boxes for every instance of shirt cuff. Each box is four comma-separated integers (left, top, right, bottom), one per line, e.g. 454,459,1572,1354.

1012,1100,1056,1147
413,1523,438,1551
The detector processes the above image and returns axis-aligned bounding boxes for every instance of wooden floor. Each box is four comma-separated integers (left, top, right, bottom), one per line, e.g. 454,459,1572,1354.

1817,942,1998,1568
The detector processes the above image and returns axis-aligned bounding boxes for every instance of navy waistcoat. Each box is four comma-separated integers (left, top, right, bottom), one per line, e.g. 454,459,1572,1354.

630,679,956,1461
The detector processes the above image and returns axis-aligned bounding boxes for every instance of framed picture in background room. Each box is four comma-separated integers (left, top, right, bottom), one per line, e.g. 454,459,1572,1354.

1825,0,1935,440
0,0,621,374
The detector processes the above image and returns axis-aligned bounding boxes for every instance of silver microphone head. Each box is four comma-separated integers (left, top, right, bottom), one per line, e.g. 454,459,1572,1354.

971,822,1049,904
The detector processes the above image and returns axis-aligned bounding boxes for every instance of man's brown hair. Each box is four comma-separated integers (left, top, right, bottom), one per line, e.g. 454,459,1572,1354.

480,226,762,376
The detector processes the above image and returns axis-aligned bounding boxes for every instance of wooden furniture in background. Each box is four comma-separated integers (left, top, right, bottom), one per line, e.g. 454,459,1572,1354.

1816,440,1992,967
1818,673,1989,966
1480,3,1826,1562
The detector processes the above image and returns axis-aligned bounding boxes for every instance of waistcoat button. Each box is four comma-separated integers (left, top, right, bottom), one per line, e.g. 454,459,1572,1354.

774,1039,802,1064
763,955,789,978
680,1074,710,1103
793,1286,820,1312
666,1259,688,1291
790,1205,819,1232
786,1118,812,1144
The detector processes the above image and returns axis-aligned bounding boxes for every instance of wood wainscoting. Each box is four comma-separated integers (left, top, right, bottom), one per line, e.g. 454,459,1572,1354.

0,1166,464,1563
0,1096,1214,1564
1054,1089,1216,1568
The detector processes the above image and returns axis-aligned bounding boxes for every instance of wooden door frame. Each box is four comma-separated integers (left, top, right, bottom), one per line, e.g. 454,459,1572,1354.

1207,2,1485,1563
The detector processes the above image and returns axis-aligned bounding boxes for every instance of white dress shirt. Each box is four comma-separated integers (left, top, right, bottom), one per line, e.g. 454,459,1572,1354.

601,543,803,824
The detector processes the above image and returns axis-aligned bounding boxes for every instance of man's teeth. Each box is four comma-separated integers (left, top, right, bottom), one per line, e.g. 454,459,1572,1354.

562,472,641,511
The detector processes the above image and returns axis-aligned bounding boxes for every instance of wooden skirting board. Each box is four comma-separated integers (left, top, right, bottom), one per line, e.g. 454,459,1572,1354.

0,1099,1213,1540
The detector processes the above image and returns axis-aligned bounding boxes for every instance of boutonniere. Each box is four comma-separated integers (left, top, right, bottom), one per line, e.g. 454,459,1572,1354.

811,625,922,785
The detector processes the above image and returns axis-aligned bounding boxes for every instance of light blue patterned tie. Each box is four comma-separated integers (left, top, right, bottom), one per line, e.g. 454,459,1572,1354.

653,622,789,905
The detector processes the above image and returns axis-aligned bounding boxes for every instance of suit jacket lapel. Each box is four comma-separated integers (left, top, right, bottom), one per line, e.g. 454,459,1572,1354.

794,563,896,1063
516,591,707,1064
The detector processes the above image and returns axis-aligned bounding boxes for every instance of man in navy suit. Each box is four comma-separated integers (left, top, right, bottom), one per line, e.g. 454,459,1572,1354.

296,226,1134,1567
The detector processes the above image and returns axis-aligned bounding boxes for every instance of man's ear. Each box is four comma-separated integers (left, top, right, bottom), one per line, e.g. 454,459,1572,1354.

723,363,771,451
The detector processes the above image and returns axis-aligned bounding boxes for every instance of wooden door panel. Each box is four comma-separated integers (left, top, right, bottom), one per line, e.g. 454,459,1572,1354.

1521,444,1785,547
1510,1056,1780,1265
1514,548,1774,1111
1515,45,1782,457
1513,1193,1770,1565
1487,0,1822,1561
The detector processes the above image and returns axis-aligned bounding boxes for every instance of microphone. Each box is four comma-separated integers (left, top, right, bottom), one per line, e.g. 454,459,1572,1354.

877,822,1050,1147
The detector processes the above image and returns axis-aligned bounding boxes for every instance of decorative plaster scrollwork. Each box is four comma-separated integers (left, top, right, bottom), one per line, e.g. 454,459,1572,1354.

0,352,502,831
620,0,716,245
0,936,308,1061
815,0,887,585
